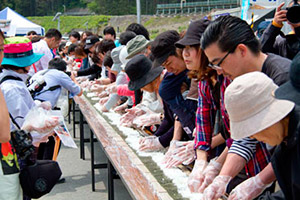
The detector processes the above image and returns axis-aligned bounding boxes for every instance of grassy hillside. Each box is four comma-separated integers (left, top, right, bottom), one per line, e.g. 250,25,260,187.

27,15,111,35
28,14,204,38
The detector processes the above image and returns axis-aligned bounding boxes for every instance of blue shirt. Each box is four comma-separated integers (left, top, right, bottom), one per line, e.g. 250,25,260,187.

31,69,81,108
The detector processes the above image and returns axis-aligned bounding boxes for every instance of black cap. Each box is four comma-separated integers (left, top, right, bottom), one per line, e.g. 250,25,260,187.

125,54,163,91
175,18,211,49
275,51,300,106
84,35,100,50
151,30,180,68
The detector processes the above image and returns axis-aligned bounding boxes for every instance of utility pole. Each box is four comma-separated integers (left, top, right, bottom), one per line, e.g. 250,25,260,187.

136,0,141,24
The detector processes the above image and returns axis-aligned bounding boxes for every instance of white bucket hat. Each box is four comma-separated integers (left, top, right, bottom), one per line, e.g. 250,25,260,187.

119,46,130,70
225,71,295,140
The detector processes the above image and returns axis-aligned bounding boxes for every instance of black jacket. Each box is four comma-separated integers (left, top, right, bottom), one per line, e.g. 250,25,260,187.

260,24,300,60
271,105,300,199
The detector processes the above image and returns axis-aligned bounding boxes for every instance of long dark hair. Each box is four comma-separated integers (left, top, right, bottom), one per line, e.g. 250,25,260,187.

187,45,216,84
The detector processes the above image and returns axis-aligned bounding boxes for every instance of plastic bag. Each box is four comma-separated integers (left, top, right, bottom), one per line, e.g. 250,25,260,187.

56,88,69,117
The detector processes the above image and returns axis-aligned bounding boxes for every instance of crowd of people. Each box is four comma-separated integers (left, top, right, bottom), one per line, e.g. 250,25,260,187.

0,1,299,199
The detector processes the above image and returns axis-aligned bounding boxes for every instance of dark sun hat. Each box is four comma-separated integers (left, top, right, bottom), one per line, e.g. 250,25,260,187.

125,54,163,91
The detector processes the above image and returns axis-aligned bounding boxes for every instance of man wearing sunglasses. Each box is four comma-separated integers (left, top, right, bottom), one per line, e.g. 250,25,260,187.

199,15,291,199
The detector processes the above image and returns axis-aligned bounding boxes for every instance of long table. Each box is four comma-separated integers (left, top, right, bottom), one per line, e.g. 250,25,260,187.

74,95,174,200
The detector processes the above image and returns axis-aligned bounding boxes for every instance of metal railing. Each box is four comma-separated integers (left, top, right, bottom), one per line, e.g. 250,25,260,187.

157,0,239,9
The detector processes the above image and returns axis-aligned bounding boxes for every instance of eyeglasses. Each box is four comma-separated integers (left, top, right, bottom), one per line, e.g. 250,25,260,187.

208,47,236,70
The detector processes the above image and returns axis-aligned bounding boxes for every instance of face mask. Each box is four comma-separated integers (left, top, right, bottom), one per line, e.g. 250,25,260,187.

69,55,75,59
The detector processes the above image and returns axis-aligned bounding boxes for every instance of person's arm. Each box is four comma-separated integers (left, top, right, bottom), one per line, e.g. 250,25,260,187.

172,120,183,141
211,133,226,149
0,89,10,143
76,63,102,77
64,72,83,96
260,3,286,54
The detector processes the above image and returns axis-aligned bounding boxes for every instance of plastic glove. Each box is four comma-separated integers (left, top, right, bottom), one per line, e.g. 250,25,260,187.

114,103,128,114
99,97,109,105
22,117,59,134
125,107,146,116
90,84,106,93
120,112,136,127
98,91,109,98
106,85,118,94
164,141,195,168
139,136,164,152
198,159,222,193
133,113,161,128
203,175,232,200
188,159,208,193
228,174,269,200
34,100,52,110
162,140,179,164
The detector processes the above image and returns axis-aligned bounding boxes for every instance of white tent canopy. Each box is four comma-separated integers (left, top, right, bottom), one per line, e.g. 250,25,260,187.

0,7,44,36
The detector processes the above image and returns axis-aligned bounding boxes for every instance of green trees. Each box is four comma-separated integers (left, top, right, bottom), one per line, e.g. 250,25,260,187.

0,0,201,16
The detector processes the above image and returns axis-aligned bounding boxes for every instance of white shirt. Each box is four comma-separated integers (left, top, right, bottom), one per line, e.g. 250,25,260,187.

29,40,53,76
0,69,36,131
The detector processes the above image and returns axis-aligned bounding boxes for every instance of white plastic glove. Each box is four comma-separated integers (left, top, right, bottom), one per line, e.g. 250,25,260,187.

133,113,161,128
98,91,109,98
198,159,222,193
34,100,52,110
187,159,208,193
113,103,128,113
203,175,232,200
164,141,195,168
125,107,146,116
106,85,118,94
120,112,136,127
162,140,179,164
139,136,164,152
22,117,59,134
90,84,106,93
228,174,269,200
99,97,109,105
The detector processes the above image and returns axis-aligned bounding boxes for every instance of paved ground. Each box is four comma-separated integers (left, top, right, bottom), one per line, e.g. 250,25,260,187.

41,114,132,200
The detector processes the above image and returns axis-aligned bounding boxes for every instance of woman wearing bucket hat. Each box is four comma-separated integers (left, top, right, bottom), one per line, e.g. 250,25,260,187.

0,30,23,200
0,37,59,200
223,71,299,200
0,37,59,135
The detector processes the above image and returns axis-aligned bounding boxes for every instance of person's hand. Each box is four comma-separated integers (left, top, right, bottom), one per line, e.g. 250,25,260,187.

90,84,106,93
188,159,208,193
125,107,145,116
34,100,52,110
100,105,109,112
72,71,78,77
162,140,179,164
203,175,232,200
99,97,109,105
98,91,109,98
133,113,161,128
22,117,59,134
113,103,128,113
198,159,222,193
106,85,118,94
120,112,135,127
164,140,195,168
273,2,287,26
139,136,164,152
228,174,268,200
